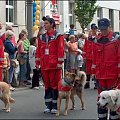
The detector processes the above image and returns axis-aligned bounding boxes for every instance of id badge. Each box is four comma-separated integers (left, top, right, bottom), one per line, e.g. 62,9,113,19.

45,48,49,55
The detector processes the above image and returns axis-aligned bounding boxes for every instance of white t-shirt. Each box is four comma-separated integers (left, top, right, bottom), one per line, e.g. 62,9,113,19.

29,45,36,71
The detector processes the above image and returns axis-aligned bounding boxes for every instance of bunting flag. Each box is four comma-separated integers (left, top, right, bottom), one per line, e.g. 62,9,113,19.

52,13,60,25
52,0,56,5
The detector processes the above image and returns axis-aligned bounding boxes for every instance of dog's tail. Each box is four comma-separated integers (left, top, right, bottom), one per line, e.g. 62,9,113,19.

78,71,87,86
9,97,15,103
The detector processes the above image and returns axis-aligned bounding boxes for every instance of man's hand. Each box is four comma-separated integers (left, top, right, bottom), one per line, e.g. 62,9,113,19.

36,65,40,70
91,74,95,79
57,64,62,69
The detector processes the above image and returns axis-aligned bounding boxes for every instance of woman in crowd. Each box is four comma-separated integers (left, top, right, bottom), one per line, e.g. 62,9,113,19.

66,35,79,73
4,30,17,91
17,32,27,87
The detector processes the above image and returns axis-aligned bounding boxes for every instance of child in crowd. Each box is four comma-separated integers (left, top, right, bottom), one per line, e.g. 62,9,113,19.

66,35,80,73
29,37,40,89
2,51,10,83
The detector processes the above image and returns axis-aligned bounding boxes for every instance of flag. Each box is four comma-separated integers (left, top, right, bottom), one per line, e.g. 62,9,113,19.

52,13,60,25
52,0,56,5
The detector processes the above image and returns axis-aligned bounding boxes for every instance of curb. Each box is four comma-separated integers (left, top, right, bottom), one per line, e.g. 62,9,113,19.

11,86,31,92
11,85,44,92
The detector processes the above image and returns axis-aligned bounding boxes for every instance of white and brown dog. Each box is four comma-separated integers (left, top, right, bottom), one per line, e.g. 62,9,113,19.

97,89,120,115
0,82,15,112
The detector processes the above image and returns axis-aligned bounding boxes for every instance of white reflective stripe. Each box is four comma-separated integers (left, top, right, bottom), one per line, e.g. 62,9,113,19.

57,64,62,67
58,58,64,62
52,100,57,103
98,113,107,118
45,98,52,102
35,58,40,61
91,64,96,68
118,63,120,68
40,35,42,40
110,115,119,119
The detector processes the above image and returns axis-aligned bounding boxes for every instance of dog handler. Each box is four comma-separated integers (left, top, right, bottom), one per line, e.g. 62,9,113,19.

83,23,98,88
91,18,120,120
35,18,64,114
0,21,4,81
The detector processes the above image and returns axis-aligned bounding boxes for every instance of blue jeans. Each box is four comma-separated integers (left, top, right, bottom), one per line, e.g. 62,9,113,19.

18,63,27,81
8,64,14,84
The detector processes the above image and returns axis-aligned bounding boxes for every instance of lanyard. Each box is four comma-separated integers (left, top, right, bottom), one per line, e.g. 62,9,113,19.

46,35,49,47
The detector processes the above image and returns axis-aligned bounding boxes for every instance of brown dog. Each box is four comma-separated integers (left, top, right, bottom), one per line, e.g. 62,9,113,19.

70,71,86,110
56,72,76,116
0,82,15,112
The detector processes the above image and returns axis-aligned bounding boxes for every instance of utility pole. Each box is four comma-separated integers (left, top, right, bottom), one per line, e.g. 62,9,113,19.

26,0,33,39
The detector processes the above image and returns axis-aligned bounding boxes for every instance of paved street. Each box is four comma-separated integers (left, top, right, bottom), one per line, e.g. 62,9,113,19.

0,87,98,119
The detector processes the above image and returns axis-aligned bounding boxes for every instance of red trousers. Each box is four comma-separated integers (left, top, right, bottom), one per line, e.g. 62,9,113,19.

0,68,3,81
41,69,62,90
97,79,118,94
86,59,92,74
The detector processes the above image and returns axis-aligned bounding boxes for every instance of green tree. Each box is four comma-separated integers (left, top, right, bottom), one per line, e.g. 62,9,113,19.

74,0,99,33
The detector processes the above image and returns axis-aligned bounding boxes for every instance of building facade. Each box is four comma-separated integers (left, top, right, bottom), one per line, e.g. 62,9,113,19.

0,0,120,40
0,0,26,39
76,1,120,33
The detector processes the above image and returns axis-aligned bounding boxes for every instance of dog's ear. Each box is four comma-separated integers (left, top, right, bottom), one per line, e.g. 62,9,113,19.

71,73,76,78
81,74,84,80
109,91,117,105
64,71,69,75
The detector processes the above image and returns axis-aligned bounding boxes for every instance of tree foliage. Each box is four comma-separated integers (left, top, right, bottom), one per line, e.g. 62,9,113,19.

74,0,99,33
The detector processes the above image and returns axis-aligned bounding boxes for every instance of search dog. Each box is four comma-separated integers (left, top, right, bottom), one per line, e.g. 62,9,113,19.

56,71,86,116
70,71,86,110
0,82,15,112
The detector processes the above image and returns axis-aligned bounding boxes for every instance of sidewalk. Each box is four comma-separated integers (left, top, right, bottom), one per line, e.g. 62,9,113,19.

11,84,44,92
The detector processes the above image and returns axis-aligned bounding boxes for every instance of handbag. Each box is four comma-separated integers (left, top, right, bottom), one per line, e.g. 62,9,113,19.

17,53,27,65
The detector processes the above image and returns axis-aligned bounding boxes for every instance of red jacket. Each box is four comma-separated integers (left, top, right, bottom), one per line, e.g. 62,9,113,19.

0,39,4,68
83,39,94,60
91,31,120,79
35,29,64,70
83,33,98,60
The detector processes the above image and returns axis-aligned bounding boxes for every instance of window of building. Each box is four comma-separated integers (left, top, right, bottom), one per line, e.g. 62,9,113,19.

69,2,75,25
97,8,103,28
109,9,114,29
119,11,120,31
6,0,14,24
97,8,102,19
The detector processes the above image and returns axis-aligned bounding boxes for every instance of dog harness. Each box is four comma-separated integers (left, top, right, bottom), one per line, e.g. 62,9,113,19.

58,80,72,91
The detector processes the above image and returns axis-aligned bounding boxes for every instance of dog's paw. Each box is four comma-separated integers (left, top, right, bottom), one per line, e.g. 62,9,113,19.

6,109,10,113
2,108,7,110
56,112,60,116
81,107,86,110
64,111,68,116
70,106,75,110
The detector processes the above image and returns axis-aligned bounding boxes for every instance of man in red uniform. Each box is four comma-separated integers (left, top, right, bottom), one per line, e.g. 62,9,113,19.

0,21,4,81
91,18,120,120
35,18,64,114
83,23,98,88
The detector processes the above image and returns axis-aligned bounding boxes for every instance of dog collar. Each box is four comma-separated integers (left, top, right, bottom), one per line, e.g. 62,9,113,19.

62,80,72,86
